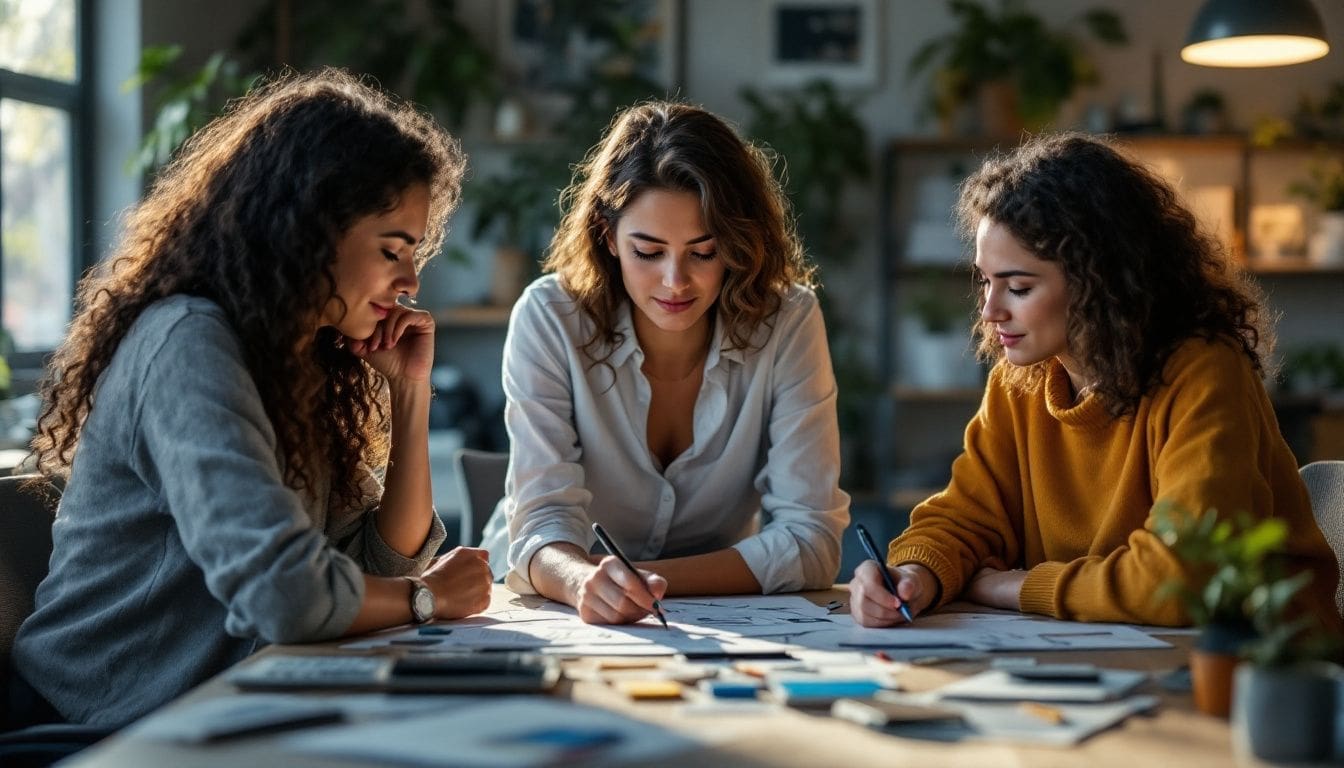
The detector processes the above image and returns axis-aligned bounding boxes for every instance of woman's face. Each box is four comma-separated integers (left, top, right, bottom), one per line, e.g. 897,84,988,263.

321,183,428,339
975,216,1082,375
607,187,726,346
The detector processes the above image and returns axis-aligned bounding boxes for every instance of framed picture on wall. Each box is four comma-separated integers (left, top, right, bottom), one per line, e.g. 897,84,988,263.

761,0,880,88
497,1,682,94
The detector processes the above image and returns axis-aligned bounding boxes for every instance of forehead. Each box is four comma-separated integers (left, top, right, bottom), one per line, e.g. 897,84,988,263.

614,188,707,234
973,217,1056,274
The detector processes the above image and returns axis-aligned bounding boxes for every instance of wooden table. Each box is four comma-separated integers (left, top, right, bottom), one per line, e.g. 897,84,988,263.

67,585,1251,768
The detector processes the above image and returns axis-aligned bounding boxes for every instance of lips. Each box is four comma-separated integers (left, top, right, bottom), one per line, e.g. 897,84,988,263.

370,302,391,319
654,297,695,314
998,331,1024,348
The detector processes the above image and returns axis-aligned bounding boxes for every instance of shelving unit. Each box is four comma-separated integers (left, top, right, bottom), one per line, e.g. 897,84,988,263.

874,134,1344,507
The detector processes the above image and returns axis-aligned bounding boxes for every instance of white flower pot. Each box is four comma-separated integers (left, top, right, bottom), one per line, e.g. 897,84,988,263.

1308,211,1344,267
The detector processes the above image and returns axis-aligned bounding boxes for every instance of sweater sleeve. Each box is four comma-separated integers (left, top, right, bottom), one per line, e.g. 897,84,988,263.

1018,341,1282,625
328,461,447,577
887,365,1025,608
130,310,365,643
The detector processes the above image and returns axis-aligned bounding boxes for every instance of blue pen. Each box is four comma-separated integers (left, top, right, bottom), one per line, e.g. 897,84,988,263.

855,524,915,624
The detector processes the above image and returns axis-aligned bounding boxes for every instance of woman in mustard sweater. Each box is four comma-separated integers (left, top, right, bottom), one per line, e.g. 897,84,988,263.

853,132,1341,629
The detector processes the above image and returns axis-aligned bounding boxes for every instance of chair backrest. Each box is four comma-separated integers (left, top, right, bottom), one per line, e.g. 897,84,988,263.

0,474,58,697
452,449,509,548
1300,460,1344,617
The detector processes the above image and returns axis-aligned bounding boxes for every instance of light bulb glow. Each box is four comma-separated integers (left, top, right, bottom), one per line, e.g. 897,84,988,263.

1181,35,1330,67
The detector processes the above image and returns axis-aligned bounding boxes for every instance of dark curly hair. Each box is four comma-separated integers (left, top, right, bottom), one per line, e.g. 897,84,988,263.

544,101,814,364
32,68,466,508
956,132,1271,416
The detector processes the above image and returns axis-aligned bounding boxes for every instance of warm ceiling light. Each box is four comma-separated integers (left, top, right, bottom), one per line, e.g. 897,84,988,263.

1182,0,1330,67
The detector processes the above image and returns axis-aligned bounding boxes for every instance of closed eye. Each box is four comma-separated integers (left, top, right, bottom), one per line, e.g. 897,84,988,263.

692,250,718,261
633,249,661,261
382,248,400,262
1008,286,1031,297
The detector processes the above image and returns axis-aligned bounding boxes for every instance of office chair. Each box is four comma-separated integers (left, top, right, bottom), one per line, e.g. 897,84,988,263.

1300,460,1344,618
0,474,110,766
452,449,509,547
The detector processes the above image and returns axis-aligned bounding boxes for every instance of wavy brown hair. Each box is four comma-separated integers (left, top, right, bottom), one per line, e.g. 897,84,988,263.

544,101,814,363
957,132,1271,416
32,68,465,508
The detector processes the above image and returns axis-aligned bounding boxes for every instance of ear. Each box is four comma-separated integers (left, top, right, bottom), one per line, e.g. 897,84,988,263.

602,228,617,257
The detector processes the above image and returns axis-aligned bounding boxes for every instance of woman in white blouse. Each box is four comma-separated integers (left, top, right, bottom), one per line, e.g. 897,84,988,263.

480,101,850,624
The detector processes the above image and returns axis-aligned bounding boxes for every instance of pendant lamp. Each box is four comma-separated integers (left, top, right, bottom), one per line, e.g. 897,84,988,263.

1182,0,1329,67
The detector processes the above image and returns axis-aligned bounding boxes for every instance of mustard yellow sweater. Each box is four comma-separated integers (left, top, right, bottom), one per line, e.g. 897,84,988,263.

888,337,1341,628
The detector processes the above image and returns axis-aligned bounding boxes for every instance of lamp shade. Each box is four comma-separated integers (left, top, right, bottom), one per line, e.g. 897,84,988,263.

1182,0,1329,67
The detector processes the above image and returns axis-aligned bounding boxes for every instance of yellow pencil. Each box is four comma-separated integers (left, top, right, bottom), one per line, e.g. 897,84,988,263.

1018,701,1068,725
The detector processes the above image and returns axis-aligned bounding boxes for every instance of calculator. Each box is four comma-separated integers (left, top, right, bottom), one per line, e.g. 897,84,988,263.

227,652,561,693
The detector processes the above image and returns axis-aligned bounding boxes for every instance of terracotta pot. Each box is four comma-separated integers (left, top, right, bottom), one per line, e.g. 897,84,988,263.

977,80,1024,139
1190,647,1240,717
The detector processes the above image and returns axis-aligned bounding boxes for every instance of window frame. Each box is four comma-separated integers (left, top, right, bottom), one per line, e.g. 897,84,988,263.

0,0,93,371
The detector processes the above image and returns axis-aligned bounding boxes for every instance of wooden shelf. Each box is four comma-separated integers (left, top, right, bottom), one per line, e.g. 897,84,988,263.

432,305,512,329
888,384,984,402
1244,260,1344,276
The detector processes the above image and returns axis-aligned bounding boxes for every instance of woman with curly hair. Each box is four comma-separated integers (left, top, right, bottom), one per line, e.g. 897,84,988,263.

852,132,1340,629
11,69,492,729
479,102,849,624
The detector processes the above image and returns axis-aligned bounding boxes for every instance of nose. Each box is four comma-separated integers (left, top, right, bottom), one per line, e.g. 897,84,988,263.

662,255,690,291
980,285,1009,324
395,260,420,300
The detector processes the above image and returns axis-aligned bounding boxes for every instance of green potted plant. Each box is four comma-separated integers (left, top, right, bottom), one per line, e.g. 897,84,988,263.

1231,573,1342,763
131,0,498,175
463,171,556,307
901,271,976,390
1152,503,1290,717
906,0,1127,136
1288,155,1344,266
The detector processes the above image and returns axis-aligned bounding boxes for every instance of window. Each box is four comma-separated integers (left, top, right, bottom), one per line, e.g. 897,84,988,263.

0,0,85,360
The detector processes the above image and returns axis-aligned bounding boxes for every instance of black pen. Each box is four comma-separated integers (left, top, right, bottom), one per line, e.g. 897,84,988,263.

855,523,915,624
591,522,669,629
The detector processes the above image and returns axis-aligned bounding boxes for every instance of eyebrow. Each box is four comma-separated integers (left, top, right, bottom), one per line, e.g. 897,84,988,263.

975,267,1040,279
379,230,419,246
630,232,714,246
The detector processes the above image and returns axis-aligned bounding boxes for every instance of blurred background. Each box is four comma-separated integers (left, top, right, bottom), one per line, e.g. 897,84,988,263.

2,0,1343,570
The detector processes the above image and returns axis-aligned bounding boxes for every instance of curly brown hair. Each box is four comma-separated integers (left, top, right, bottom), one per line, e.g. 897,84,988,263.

956,132,1271,416
32,68,466,508
544,101,814,363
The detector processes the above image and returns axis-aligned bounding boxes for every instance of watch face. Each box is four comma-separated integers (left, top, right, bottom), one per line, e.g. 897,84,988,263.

412,585,435,622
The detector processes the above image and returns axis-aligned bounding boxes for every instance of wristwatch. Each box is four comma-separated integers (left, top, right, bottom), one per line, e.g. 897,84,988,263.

406,576,435,624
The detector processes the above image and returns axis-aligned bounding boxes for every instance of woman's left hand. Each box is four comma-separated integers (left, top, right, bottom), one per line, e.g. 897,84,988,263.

346,305,436,384
965,566,1027,611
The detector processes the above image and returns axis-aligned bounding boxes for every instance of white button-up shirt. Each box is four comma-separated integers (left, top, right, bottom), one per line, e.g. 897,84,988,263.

480,275,850,593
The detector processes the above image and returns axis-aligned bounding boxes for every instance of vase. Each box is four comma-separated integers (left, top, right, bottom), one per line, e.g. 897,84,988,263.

977,80,1024,139
1308,211,1344,267
490,245,529,308
1231,661,1339,763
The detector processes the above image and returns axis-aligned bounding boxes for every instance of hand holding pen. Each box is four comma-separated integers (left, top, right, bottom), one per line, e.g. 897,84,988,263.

851,524,927,628
582,523,670,628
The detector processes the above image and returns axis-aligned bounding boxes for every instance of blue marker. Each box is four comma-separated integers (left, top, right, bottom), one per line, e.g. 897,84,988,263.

855,524,915,624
